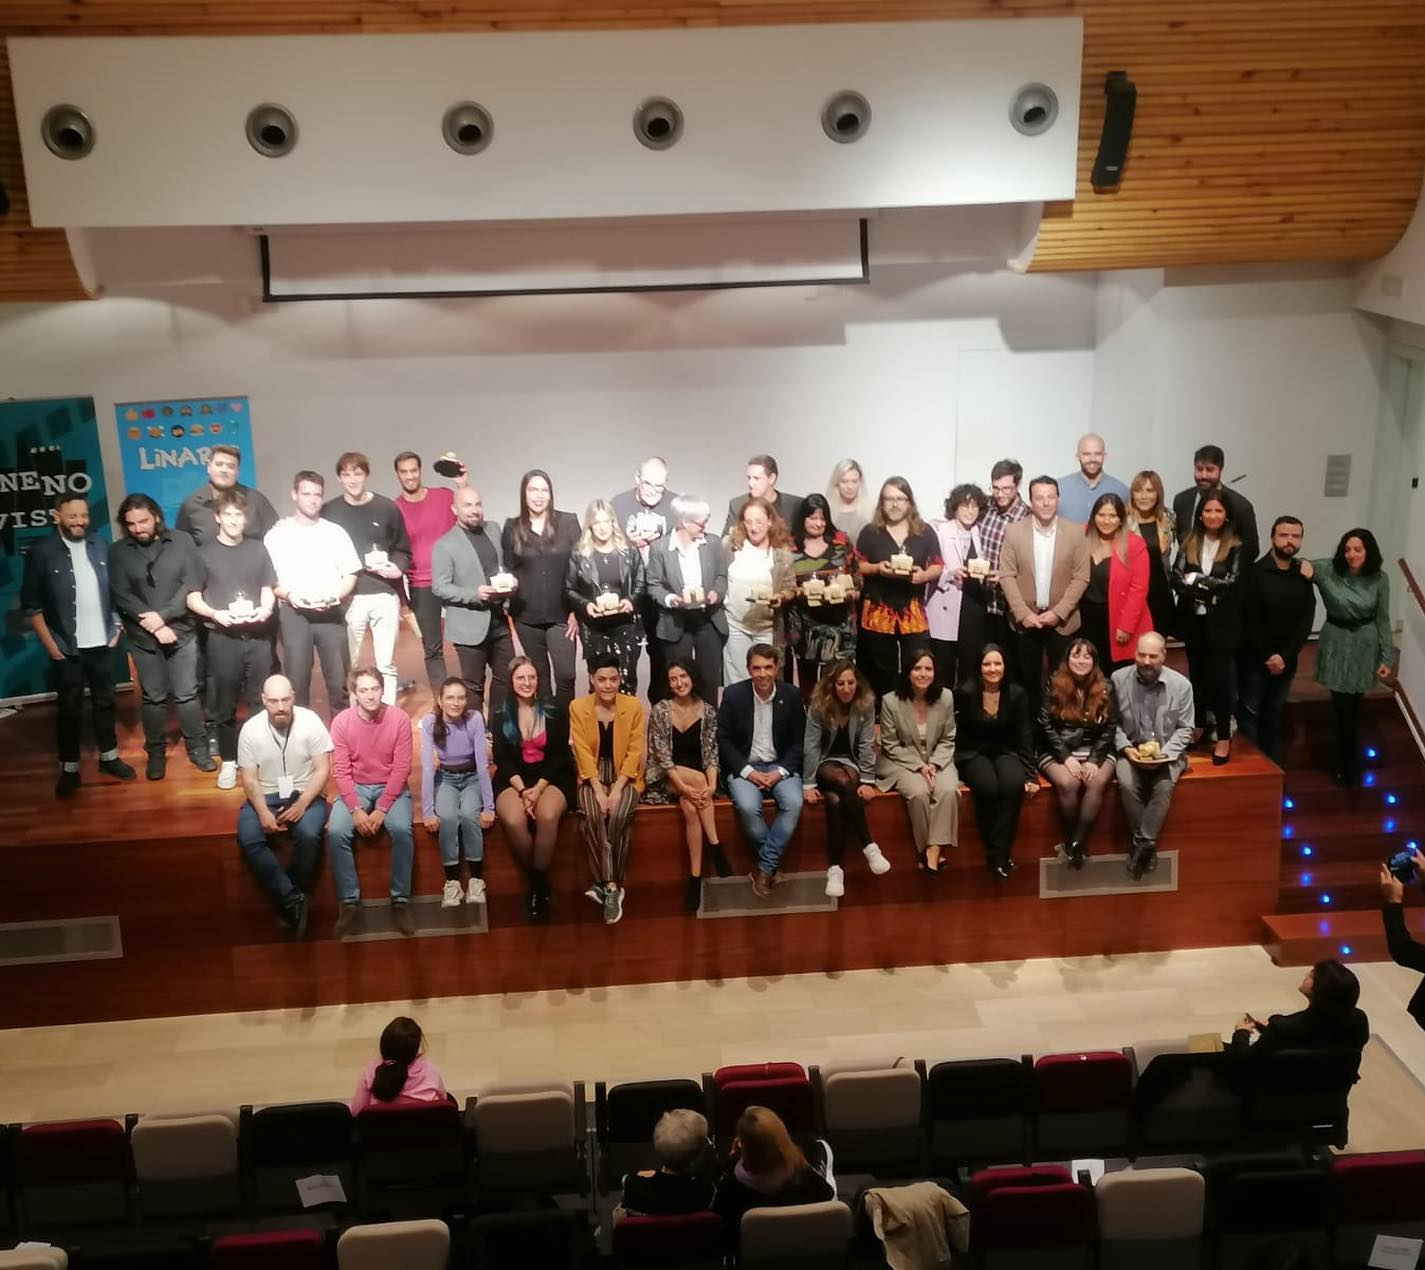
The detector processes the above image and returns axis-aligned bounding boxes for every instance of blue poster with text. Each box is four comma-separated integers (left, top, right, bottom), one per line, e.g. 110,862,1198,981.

114,396,256,524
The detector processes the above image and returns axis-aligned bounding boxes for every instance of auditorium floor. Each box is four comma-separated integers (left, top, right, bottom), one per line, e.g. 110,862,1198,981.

5,944,1425,1154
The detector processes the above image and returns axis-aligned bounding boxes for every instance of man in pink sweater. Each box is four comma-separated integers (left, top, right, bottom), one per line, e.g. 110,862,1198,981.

329,665,416,937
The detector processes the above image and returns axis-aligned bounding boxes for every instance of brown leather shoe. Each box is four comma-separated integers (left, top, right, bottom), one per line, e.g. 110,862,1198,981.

333,903,361,938
749,870,773,898
392,903,416,937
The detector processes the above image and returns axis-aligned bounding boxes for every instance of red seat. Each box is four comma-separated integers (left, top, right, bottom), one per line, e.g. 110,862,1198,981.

711,1063,814,1142
16,1118,130,1228
209,1228,326,1269
1333,1150,1425,1223
612,1211,725,1266
972,1166,1096,1255
1034,1052,1133,1112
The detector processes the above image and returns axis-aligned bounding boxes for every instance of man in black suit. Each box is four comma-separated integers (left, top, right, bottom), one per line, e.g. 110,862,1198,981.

1381,857,1425,1032
718,643,806,896
1171,443,1259,564
722,454,803,538
645,495,729,700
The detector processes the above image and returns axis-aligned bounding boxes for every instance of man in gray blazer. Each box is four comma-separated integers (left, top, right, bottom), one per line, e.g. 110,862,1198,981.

431,486,514,717
646,495,730,699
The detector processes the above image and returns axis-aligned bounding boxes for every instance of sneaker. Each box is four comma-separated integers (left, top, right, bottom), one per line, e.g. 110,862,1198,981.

1067,840,1087,870
990,860,1016,880
145,750,167,781
393,903,416,936
585,884,606,906
862,843,891,875
825,865,845,898
98,756,136,781
333,903,361,938
749,870,772,899
441,880,464,908
467,877,487,905
216,760,237,790
603,886,625,925
188,747,218,773
55,769,81,799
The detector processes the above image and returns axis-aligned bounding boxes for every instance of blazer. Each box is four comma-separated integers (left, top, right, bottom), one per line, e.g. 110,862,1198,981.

21,530,118,657
1383,901,1425,1033
998,516,1091,633
564,545,647,618
1037,690,1118,766
953,681,1037,779
1170,539,1244,651
1227,1004,1369,1076
569,693,647,792
646,532,731,642
718,679,805,777
1172,484,1259,564
430,523,502,647
1103,532,1154,662
803,704,877,787
875,691,957,788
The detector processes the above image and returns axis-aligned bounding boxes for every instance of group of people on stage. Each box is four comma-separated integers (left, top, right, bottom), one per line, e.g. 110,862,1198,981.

19,435,1397,935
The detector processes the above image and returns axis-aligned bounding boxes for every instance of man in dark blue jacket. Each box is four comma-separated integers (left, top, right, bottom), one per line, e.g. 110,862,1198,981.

718,643,805,895
21,492,135,797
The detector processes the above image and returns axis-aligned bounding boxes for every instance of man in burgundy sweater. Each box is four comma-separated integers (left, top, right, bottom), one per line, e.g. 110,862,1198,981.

394,450,464,697
328,665,416,937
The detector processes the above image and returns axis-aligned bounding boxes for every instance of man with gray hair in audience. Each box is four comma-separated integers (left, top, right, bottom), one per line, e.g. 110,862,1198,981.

617,1108,714,1217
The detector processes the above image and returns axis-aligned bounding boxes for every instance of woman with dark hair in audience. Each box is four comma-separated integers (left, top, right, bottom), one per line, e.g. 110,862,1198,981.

645,657,730,911
1128,470,1177,635
492,655,575,922
787,493,858,699
350,1016,448,1113
1229,957,1369,1071
1038,639,1118,870
1310,527,1396,787
1171,487,1243,764
420,676,496,909
712,1105,834,1242
876,649,958,874
1082,492,1152,668
956,644,1038,880
565,498,645,694
502,469,582,707
804,659,889,897
928,482,988,690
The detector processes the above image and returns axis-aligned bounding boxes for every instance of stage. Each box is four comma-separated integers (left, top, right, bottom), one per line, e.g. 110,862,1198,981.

0,668,1284,1029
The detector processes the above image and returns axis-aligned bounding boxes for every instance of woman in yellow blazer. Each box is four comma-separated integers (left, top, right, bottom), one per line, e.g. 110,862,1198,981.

570,653,647,925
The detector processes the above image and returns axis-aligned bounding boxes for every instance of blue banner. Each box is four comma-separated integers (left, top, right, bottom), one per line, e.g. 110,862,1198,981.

1,396,121,701
114,395,256,524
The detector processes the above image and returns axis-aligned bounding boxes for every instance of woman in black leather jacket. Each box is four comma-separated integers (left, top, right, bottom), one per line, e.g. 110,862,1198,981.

1171,489,1244,765
565,499,646,694
1037,638,1119,869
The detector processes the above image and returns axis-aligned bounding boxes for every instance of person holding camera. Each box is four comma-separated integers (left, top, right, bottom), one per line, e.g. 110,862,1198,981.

1380,852,1425,1032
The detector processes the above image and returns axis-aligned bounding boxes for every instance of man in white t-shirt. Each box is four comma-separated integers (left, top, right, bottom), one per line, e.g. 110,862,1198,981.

236,674,333,937
264,469,360,716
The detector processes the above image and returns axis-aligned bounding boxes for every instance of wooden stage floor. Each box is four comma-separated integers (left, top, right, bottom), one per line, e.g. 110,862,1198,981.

0,654,1284,1028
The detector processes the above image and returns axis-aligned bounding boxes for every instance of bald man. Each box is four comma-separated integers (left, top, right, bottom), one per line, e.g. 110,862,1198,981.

1058,433,1130,525
235,674,333,936
431,486,514,716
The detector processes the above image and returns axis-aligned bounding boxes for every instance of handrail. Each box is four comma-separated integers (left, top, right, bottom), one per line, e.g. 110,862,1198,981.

1400,557,1425,620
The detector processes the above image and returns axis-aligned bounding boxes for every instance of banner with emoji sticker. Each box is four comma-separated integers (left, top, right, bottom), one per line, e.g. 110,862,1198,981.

115,396,257,524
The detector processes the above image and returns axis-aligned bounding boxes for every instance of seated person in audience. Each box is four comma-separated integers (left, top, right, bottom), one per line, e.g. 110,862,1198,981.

1229,957,1369,1071
646,495,729,700
718,643,806,897
420,676,496,909
804,659,889,897
876,651,958,875
1038,639,1118,870
236,673,331,938
712,1106,834,1241
618,1108,716,1218
1380,853,1425,1033
955,645,1038,880
644,658,731,912
570,655,647,926
350,1016,448,1114
328,665,417,939
492,655,575,923
1111,632,1194,880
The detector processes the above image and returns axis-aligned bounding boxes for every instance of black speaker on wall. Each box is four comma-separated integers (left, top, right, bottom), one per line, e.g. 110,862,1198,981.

1092,70,1136,192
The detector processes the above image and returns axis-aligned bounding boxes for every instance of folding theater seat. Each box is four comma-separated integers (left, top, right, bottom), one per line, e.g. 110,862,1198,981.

811,1060,924,1179
12,1117,131,1232
706,1063,815,1155
970,1165,1097,1270
594,1077,707,1193
129,1111,241,1221
739,1199,853,1270
241,1101,355,1216
1094,1165,1205,1270
468,1081,587,1203
355,1098,472,1216
923,1057,1031,1170
1332,1150,1425,1269
611,1211,725,1269
1032,1050,1134,1159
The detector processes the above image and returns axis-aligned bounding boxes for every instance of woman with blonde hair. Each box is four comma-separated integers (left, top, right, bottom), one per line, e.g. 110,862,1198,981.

722,497,796,686
565,497,644,693
825,457,875,543
1128,470,1177,634
712,1105,834,1239
1081,493,1152,667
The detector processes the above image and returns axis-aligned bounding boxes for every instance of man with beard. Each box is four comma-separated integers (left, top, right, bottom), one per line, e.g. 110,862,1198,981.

1238,516,1315,765
1112,632,1195,879
109,492,216,780
1057,433,1130,525
393,450,464,698
1171,444,1259,564
21,492,135,797
176,443,278,548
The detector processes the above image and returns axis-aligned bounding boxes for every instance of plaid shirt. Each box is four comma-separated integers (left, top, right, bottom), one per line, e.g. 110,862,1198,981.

978,497,1030,615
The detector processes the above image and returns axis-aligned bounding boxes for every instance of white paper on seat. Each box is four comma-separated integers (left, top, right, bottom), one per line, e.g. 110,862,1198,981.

1370,1234,1424,1270
1071,1159,1105,1184
295,1173,347,1207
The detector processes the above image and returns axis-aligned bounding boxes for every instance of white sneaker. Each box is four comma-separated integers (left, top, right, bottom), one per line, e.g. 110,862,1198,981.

467,877,487,904
441,880,464,908
216,761,237,790
825,865,845,898
863,842,891,875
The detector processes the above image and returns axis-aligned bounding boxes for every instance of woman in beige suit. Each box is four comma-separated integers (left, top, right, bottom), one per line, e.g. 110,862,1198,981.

876,649,959,872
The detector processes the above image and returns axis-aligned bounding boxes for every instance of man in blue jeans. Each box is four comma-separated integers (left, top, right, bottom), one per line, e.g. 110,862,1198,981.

718,643,806,896
236,674,332,937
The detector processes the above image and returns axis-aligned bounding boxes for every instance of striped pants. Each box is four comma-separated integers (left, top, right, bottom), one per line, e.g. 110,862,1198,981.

577,755,638,886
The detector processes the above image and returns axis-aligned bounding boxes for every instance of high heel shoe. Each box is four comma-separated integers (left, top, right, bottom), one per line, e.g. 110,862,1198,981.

1212,740,1232,766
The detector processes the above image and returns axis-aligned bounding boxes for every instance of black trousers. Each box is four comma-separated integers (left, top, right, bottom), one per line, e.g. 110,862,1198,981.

1010,624,1070,699
515,619,577,708
129,637,205,753
407,585,450,696
455,620,515,719
638,594,670,703
661,611,725,700
1180,612,1236,736
278,603,349,716
859,629,931,705
960,752,1028,868
53,646,118,764
1330,691,1364,783
1238,656,1296,765
208,630,273,762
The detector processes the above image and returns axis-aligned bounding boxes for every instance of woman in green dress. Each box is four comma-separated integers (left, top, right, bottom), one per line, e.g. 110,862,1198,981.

1310,528,1396,786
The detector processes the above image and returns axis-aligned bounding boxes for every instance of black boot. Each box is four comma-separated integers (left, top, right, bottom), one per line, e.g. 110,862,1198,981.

707,843,733,878
145,748,167,781
188,746,218,773
684,874,703,912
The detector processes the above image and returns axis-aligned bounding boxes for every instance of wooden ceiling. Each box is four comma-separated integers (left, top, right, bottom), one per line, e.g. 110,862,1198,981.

3,0,1425,301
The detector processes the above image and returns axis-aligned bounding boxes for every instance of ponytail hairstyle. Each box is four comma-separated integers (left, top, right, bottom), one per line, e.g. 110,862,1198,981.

370,1015,424,1102
432,677,471,750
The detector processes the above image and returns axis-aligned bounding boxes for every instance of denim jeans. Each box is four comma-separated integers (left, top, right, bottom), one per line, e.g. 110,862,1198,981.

727,763,804,876
129,637,205,752
435,768,485,867
236,792,327,914
328,782,415,903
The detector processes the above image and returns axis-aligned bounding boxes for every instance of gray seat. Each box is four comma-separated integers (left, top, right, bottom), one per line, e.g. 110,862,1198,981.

130,1112,241,1219
471,1081,587,1198
740,1199,853,1270
337,1218,449,1270
815,1062,924,1178
1096,1166,1204,1270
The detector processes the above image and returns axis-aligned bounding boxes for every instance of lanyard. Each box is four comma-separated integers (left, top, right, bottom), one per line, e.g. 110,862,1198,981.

269,719,293,775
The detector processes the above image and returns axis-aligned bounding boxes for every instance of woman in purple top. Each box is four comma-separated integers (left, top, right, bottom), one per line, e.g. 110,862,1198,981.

420,678,496,909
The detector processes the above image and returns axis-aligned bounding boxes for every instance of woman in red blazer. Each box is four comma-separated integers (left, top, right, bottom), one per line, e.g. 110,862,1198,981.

1081,493,1152,665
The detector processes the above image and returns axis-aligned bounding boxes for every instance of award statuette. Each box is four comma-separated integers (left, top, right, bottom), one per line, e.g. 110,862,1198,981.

433,451,464,479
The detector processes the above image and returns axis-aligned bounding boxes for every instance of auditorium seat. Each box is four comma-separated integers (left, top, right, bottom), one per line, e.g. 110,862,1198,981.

11,1117,131,1231
463,1208,594,1268
611,1211,725,1268
739,1199,853,1270
970,1165,1096,1270
0,1250,67,1269
1203,1152,1332,1270
355,1099,472,1216
0,1122,12,1231
922,1057,1032,1170
468,1081,587,1202
594,1077,708,1193
208,1227,328,1270
706,1063,815,1154
1032,1050,1134,1160
1241,1045,1361,1149
1332,1150,1425,1268
336,1217,449,1270
1131,1051,1241,1155
129,1111,241,1221
810,1060,923,1179
241,1101,355,1216
1094,1166,1205,1270
63,1236,205,1269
